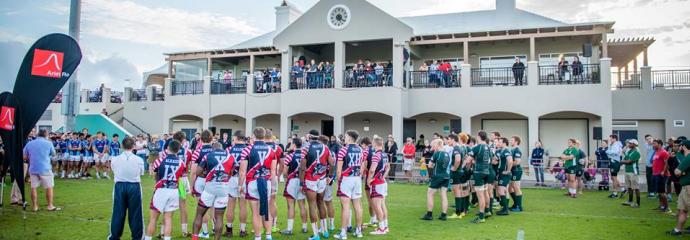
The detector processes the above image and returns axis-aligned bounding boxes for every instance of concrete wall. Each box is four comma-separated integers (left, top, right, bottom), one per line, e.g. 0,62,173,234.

344,112,392,138
255,114,280,134
613,89,689,138
412,113,460,140
123,101,166,134
210,115,246,134
539,119,588,157
290,113,333,137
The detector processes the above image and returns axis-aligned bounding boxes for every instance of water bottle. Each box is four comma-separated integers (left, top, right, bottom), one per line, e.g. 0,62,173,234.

517,229,525,240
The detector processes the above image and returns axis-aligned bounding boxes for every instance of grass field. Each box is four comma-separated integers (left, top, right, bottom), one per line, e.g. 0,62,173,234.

0,177,677,240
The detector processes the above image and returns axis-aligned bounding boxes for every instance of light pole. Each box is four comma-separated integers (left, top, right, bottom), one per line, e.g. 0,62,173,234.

63,0,81,132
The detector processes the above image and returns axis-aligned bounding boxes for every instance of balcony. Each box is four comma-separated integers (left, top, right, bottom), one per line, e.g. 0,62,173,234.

407,70,460,88
612,71,641,89
538,64,600,85
471,67,527,87
289,71,333,90
254,76,281,93
129,89,147,102
211,78,246,94
171,80,204,96
652,69,690,89
344,68,393,88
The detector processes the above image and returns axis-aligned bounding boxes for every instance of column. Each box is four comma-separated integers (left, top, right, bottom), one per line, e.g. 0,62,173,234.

601,33,608,58
460,63,471,87
643,48,648,67
167,60,173,78
600,58,612,90
333,115,344,139
103,88,112,103
123,87,133,103
529,37,536,61
528,115,539,154
281,48,292,91
640,66,652,90
527,61,538,86
392,116,403,153
145,85,154,102
202,76,211,96
202,117,210,132
334,41,345,88
248,54,256,93
463,41,469,64
80,89,89,103
461,115,472,135
633,58,638,75
601,112,613,146
392,40,404,88
624,65,629,82
245,115,255,136
164,78,172,97
280,114,290,143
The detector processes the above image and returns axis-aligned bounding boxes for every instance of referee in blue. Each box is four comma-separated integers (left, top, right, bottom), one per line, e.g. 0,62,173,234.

108,137,145,240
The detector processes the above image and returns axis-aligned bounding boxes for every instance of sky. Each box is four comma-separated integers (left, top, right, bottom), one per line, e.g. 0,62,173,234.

1,0,689,92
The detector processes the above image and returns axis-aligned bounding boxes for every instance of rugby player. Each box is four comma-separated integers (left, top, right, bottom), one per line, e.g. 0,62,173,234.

225,131,250,237
192,142,234,240
334,130,367,239
421,139,450,221
448,134,468,219
265,129,283,233
466,131,493,223
191,131,215,238
509,136,524,212
360,137,378,228
93,132,110,179
561,139,580,198
67,132,81,179
145,140,186,240
280,137,309,235
367,135,390,235
152,131,192,237
300,130,332,240
495,137,513,216
320,135,337,232
239,127,278,240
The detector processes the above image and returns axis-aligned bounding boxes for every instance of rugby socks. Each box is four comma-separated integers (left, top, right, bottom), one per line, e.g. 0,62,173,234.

635,189,641,206
517,195,523,209
320,218,327,232
240,223,247,231
340,227,348,236
628,188,633,202
181,223,188,233
510,192,517,207
303,222,308,231
369,215,377,224
455,197,463,215
163,237,171,240
254,236,261,240
202,223,208,234
312,222,319,235
287,219,294,231
329,217,336,229
500,196,508,211
471,192,478,205
266,233,272,239
144,236,152,240
160,224,164,236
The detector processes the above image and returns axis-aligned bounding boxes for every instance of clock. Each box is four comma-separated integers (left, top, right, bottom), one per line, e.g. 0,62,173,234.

327,4,351,30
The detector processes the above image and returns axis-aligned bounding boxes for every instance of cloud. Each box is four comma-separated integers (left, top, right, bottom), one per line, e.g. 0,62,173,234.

0,40,28,92
78,54,142,91
81,0,261,50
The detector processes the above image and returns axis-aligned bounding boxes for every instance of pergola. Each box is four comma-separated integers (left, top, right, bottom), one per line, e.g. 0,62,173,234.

607,37,655,80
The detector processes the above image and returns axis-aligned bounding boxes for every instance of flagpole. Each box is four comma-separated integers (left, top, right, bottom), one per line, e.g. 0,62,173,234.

64,0,81,132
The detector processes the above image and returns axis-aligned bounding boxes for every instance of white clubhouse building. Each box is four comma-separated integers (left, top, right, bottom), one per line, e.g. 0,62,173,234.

54,0,686,159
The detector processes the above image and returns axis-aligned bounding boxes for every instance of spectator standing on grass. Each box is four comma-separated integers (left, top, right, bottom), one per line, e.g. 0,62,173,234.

416,134,426,152
595,140,611,190
651,138,671,214
668,139,690,236
621,139,641,208
607,134,625,198
403,138,416,182
108,137,145,240
385,135,398,163
645,134,657,198
512,57,525,86
23,129,60,212
530,141,545,186
135,135,149,171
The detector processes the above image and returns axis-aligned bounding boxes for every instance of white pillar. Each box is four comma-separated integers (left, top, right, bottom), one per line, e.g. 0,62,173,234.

527,61,539,86
601,33,608,58
245,115,255,136
461,115,472,135
145,85,155,102
164,78,172,97
248,55,256,93
641,66,652,90
392,116,403,153
280,114,290,143
103,88,112,103
123,87,132,103
463,41,469,64
333,115,344,138
600,58,612,89
202,76,211,96
202,117,210,132
460,64,471,87
334,41,345,88
80,89,89,103
392,40,404,88
529,37,536,61
528,115,539,154
281,48,292,91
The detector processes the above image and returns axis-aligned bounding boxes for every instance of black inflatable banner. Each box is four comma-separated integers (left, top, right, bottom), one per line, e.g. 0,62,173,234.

0,33,82,205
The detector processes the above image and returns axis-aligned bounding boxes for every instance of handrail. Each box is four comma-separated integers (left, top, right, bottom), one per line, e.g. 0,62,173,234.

122,117,149,136
107,106,124,117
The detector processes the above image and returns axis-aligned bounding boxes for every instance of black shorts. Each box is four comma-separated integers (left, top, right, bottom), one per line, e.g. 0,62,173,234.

653,175,667,194
450,171,463,185
429,177,449,189
610,161,621,176
473,172,490,186
498,173,512,187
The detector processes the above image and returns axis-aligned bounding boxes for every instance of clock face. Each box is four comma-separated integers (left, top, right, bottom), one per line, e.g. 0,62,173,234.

327,5,351,30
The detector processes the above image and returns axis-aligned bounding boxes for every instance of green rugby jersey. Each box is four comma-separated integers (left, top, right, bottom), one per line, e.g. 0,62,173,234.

563,147,579,168
624,148,640,174
496,148,511,172
451,145,466,172
511,147,523,172
470,143,492,174
431,150,451,179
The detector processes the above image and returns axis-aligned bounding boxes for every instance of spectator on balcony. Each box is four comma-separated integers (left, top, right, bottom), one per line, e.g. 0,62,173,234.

374,63,384,86
270,65,280,92
291,61,303,89
439,60,452,87
428,60,440,87
101,108,108,116
558,55,570,82
324,61,334,87
571,56,583,82
419,62,429,72
386,60,393,69
512,57,526,86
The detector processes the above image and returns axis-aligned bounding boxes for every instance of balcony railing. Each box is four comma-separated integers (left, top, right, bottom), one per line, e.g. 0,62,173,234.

652,70,690,89
343,68,393,88
152,88,164,101
129,89,147,102
211,78,246,94
254,76,281,93
290,71,333,90
612,71,641,89
538,64,599,85
471,67,527,86
171,80,204,96
407,70,460,88
110,91,123,103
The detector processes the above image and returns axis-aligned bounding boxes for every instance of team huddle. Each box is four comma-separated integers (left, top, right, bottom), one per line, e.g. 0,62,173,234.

143,127,390,240
422,131,525,223
48,130,121,180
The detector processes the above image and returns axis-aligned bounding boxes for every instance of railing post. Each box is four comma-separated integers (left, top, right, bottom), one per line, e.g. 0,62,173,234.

103,88,112,103
281,48,291,91
164,78,172,97
527,61,538,86
203,76,211,96
80,89,89,103
248,54,255,93
640,66,652,90
600,58,612,90
146,85,155,101
123,87,132,103
460,63,471,87
334,41,345,88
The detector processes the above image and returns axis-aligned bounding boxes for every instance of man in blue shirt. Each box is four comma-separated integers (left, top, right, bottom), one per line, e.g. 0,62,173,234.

23,129,60,212
644,134,656,198
607,134,625,198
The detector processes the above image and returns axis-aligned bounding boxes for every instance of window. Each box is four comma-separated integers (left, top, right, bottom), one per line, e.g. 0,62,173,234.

173,59,208,81
479,55,527,68
40,110,52,121
613,120,638,128
674,120,685,127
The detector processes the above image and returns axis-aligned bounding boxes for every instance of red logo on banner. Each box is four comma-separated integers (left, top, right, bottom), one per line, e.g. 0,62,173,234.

0,106,15,131
31,49,64,78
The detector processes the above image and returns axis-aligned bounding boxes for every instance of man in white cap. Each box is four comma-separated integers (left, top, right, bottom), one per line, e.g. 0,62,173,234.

621,139,641,208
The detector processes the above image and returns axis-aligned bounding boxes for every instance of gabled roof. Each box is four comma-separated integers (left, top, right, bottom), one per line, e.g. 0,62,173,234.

227,31,277,50
399,8,568,36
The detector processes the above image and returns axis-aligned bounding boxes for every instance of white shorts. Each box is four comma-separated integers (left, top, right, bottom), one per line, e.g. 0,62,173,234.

30,173,54,189
151,188,180,212
324,183,334,201
70,155,81,162
246,180,272,201
62,153,70,161
199,182,230,208
93,154,109,163
305,179,327,194
228,176,240,198
283,178,305,200
193,177,205,197
403,158,414,171
83,156,93,163
370,183,388,198
337,176,362,199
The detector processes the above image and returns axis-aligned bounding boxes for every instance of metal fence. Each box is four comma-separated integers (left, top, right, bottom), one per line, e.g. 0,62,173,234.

254,76,281,93
538,64,600,85
343,68,393,88
471,67,527,86
407,70,461,88
652,69,690,89
171,80,204,95
289,71,333,89
129,89,147,101
211,78,246,94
